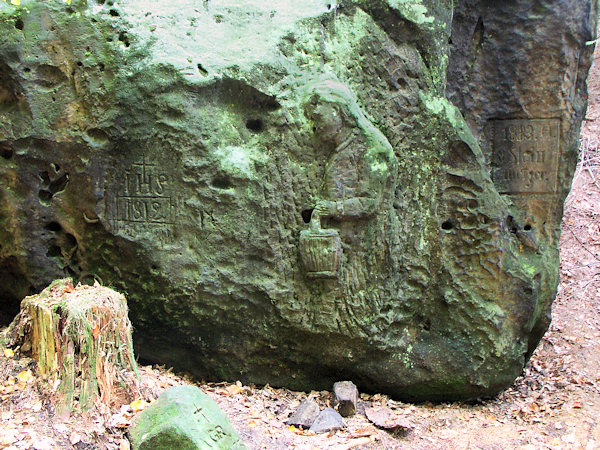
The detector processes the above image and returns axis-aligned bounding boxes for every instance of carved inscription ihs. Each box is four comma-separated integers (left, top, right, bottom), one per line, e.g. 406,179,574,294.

106,155,176,245
491,119,560,194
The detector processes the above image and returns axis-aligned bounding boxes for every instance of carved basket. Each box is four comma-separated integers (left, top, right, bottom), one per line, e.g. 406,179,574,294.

299,214,341,278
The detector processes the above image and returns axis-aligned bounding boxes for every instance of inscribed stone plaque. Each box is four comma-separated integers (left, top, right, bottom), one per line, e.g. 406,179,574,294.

491,119,560,194
105,154,178,246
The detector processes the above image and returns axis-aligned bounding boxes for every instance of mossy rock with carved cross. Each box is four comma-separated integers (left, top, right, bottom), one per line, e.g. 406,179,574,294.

1,278,140,415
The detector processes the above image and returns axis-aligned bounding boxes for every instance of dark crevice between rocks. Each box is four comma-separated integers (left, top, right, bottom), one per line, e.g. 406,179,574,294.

0,62,23,113
0,258,32,327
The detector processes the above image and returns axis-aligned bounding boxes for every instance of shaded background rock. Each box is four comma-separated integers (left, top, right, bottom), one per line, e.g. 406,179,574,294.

0,0,596,400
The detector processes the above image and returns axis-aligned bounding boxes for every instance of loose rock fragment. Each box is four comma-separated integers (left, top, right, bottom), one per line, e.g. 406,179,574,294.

129,385,245,449
309,408,345,434
286,399,320,428
333,381,359,417
365,406,413,433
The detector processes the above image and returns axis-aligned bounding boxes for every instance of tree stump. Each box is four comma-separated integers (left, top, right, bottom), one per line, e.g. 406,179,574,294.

2,278,140,415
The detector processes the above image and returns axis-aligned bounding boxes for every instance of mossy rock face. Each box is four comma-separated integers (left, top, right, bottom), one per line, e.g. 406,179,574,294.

129,386,245,450
0,0,596,400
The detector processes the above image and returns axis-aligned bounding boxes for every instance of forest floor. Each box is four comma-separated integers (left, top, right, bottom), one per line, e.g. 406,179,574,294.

1,45,600,450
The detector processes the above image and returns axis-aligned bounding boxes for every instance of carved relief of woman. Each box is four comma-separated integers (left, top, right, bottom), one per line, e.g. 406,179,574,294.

304,81,397,224
300,80,399,327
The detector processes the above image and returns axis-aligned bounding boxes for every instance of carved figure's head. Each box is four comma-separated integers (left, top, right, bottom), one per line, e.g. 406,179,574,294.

304,80,360,144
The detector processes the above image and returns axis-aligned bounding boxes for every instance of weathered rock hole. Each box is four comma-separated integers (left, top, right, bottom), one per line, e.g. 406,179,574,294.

24,68,30,73
52,163,60,172
472,17,485,54
397,78,409,90
524,224,532,231
211,176,234,190
77,61,83,67
301,209,314,224
64,233,78,250
246,118,264,132
49,173,69,194
109,9,120,17
507,215,518,233
39,171,51,184
86,128,110,147
99,62,105,72
47,245,62,258
14,19,24,31
44,222,62,232
441,221,453,231
36,64,67,87
422,317,431,331
118,32,130,47
327,4,332,10
1,143,13,159
39,190,52,204
197,64,208,75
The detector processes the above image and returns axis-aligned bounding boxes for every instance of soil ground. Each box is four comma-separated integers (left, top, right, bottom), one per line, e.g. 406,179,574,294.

1,41,600,450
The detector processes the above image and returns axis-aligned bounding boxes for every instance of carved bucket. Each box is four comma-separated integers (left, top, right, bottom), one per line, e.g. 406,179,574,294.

299,213,341,278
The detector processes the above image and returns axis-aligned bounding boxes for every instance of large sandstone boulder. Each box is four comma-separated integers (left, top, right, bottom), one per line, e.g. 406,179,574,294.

0,0,596,400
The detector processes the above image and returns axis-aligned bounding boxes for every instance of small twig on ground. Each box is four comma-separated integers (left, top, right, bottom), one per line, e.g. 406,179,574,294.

584,158,600,192
564,222,600,262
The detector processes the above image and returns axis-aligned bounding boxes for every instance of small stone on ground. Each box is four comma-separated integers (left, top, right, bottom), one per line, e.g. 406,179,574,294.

286,399,320,428
333,381,358,417
309,408,345,434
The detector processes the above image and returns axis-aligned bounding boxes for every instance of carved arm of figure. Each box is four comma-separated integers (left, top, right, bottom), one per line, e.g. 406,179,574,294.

313,197,378,220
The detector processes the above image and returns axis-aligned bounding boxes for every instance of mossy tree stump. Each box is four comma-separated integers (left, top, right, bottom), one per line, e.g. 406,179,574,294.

3,278,140,415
